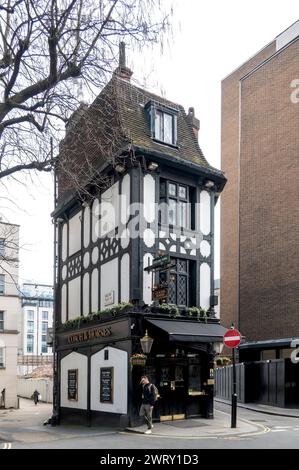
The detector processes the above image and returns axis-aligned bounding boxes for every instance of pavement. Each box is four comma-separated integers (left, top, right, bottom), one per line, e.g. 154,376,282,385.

215,398,299,419
0,399,120,445
125,410,265,438
1,397,298,446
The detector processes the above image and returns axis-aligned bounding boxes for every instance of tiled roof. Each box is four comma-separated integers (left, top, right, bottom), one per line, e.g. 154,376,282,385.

114,76,213,169
58,74,223,200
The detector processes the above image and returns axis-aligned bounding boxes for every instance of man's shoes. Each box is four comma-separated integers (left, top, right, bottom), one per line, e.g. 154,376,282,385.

144,429,152,434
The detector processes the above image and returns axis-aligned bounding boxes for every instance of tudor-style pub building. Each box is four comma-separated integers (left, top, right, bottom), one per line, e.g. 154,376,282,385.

52,44,227,427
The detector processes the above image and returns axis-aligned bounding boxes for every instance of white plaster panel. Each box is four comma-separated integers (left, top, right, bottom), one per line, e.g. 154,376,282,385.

68,276,81,319
100,258,118,309
83,252,90,269
121,253,130,303
120,174,130,224
83,273,90,316
170,245,177,252
200,263,211,310
100,182,119,237
91,268,99,313
62,223,67,262
90,347,128,414
61,284,67,323
62,265,67,281
60,352,88,409
120,228,130,249
143,228,155,248
143,253,153,305
92,246,99,264
200,190,211,235
83,205,91,248
91,198,100,243
200,240,211,258
143,174,156,223
68,212,82,256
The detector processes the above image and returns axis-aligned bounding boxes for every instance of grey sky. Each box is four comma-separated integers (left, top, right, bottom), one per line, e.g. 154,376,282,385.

0,0,297,285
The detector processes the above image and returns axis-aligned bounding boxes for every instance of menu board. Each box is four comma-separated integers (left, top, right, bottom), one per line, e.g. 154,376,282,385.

100,367,114,403
68,369,78,401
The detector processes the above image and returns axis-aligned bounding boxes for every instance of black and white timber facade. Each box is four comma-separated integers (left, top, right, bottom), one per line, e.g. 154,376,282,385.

52,45,227,427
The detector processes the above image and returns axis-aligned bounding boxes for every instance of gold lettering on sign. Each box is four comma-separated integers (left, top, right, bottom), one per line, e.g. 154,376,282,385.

68,326,112,344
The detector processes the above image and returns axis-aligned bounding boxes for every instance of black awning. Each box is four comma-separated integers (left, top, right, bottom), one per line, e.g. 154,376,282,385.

238,338,299,350
146,319,227,343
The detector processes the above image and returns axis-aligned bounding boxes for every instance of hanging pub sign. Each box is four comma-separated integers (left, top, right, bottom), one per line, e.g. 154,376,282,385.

144,253,172,272
100,367,114,404
68,369,78,401
152,284,168,302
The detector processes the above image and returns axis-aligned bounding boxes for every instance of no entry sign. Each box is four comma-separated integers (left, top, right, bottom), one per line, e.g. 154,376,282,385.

224,329,241,349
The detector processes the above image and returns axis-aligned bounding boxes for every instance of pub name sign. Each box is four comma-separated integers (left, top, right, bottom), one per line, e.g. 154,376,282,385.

68,325,112,344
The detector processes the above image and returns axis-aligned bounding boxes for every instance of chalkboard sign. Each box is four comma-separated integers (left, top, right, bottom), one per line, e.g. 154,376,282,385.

68,369,78,401
100,367,114,403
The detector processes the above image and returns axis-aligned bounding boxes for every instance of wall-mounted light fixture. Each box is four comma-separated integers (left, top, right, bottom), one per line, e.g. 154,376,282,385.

115,163,126,174
147,161,159,171
204,180,215,189
56,217,66,224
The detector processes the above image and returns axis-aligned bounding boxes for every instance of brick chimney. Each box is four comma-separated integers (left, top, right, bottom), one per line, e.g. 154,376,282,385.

187,107,200,140
113,42,133,81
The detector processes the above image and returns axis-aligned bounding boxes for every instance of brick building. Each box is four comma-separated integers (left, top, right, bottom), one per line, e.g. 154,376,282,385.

221,21,299,348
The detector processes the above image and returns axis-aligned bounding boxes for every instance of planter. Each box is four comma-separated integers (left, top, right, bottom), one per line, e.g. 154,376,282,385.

130,355,147,366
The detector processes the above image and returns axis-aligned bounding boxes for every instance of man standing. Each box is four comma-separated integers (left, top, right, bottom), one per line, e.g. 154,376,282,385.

139,375,155,434
32,390,40,405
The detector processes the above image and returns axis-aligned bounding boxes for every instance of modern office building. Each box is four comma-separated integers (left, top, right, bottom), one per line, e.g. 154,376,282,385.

18,283,53,375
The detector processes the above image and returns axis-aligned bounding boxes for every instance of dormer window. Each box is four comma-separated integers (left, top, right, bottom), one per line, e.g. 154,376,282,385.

146,101,178,146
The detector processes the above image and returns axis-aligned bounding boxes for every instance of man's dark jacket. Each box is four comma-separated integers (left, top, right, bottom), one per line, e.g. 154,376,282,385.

142,383,155,406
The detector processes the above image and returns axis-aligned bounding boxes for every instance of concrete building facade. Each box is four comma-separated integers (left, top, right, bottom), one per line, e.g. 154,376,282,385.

0,222,21,408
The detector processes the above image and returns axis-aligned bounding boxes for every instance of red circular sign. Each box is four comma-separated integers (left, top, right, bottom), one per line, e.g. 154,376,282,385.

223,329,241,349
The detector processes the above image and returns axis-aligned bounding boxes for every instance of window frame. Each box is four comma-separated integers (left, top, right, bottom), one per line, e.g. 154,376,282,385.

0,311,4,331
0,347,5,368
146,101,178,147
0,238,5,257
0,274,5,295
160,179,190,229
27,334,34,353
159,257,191,308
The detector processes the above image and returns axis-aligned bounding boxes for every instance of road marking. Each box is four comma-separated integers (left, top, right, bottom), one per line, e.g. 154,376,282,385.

271,429,288,432
2,442,12,449
273,426,292,429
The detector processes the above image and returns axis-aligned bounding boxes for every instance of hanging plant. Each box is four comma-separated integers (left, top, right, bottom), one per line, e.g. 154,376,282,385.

130,353,147,366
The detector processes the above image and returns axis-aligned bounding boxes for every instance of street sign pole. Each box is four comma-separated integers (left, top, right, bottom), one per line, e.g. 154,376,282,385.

231,346,237,428
223,325,241,429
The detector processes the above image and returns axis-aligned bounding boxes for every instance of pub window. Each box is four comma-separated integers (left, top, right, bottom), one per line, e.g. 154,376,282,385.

159,179,195,230
188,363,202,394
159,258,196,307
68,369,78,401
146,101,178,147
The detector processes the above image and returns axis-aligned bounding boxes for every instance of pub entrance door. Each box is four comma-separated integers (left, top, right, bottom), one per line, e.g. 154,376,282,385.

155,358,187,421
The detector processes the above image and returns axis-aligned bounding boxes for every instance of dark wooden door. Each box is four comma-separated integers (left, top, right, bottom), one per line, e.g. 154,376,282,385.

156,359,187,420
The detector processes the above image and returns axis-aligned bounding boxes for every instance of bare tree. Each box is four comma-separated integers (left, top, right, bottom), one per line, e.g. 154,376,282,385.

0,0,171,183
